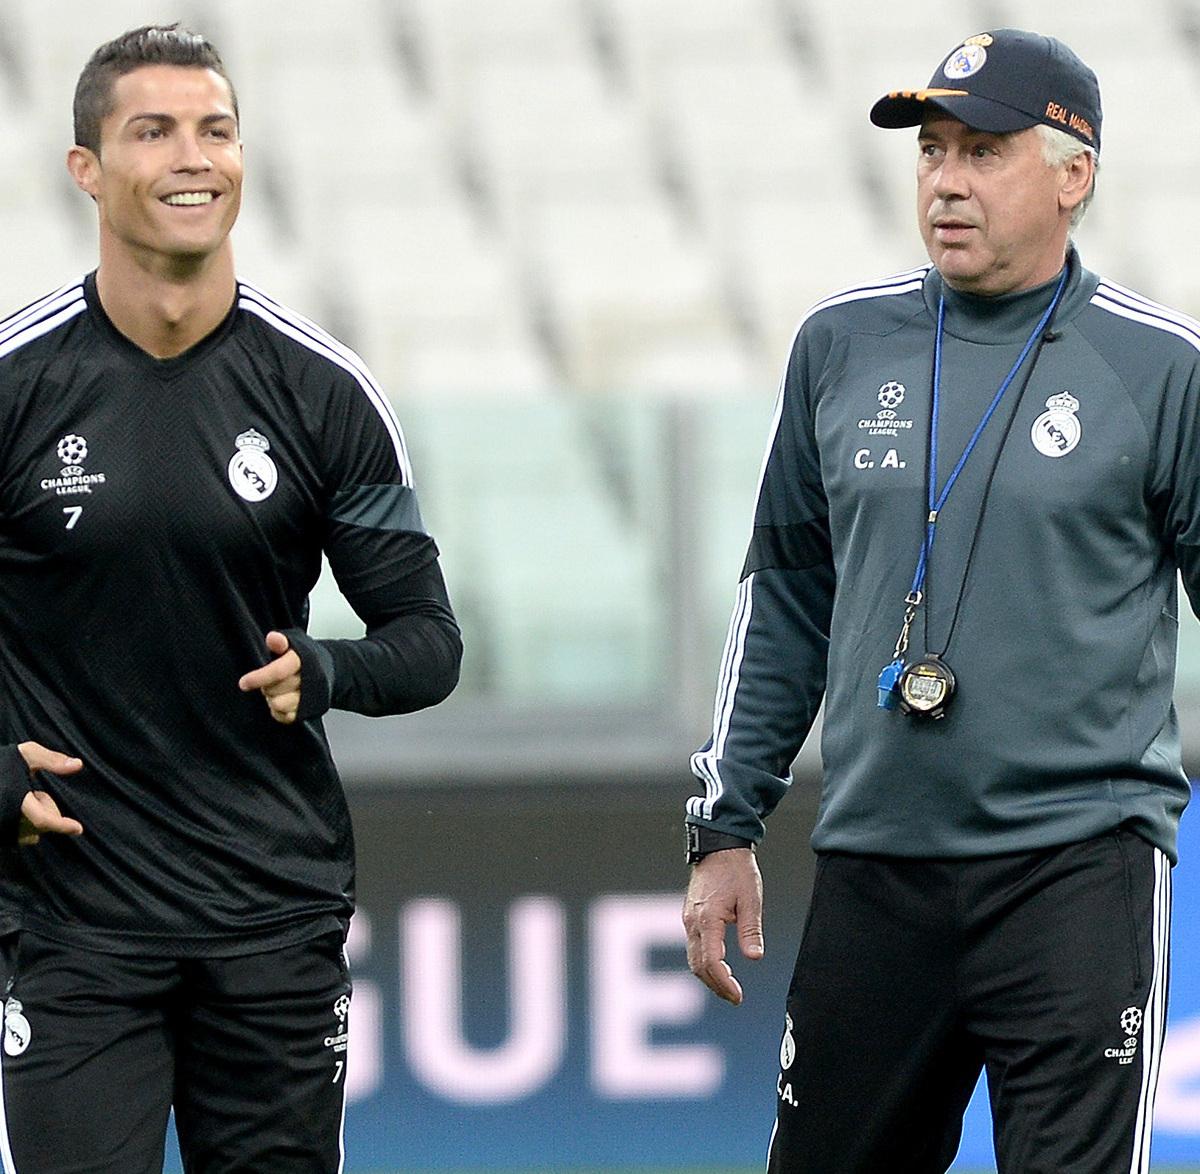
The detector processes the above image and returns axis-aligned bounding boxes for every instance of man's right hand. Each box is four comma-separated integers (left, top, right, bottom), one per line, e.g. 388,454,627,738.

682,847,764,1006
17,742,84,845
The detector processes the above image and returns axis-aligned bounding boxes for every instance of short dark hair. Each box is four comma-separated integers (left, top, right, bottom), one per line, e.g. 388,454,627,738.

73,24,238,154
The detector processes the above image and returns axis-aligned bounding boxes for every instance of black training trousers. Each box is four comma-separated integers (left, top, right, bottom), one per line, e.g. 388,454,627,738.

0,929,352,1173
768,828,1172,1174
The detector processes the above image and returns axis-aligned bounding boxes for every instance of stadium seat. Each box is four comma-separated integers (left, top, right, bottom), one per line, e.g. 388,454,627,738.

528,190,743,392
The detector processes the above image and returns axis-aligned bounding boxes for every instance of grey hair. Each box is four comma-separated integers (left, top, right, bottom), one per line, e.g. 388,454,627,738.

1036,124,1098,230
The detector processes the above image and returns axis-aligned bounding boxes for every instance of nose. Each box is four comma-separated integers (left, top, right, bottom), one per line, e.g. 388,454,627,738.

931,151,969,201
172,133,213,173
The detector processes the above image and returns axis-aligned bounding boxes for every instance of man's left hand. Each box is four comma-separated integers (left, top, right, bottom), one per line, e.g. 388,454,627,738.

238,631,302,724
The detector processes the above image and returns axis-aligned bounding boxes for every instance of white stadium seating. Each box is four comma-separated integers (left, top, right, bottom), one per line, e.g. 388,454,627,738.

2,0,1191,395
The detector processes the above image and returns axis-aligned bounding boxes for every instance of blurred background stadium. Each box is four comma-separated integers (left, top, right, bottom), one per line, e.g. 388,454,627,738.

4,0,1200,1169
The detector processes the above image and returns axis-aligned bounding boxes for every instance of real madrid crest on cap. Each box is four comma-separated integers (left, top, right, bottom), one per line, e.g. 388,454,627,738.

944,39,988,79
1031,392,1081,458
228,428,278,502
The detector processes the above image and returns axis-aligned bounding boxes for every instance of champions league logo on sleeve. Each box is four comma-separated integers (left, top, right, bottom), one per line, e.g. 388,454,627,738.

228,428,278,502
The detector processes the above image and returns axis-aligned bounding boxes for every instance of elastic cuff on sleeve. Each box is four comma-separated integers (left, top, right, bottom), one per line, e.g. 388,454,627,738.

281,629,335,722
0,746,28,845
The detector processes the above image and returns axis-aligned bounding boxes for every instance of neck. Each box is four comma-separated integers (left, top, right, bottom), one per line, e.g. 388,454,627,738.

940,239,1071,300
926,257,1073,346
94,240,236,359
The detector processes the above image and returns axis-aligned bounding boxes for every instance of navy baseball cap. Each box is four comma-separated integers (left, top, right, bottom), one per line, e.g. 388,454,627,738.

869,29,1101,153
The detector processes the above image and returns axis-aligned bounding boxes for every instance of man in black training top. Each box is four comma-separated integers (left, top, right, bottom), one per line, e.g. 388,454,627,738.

684,28,1191,1174
0,24,461,1173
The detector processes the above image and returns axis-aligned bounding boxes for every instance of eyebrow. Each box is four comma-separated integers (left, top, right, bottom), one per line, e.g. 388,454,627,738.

125,112,236,129
917,127,1011,143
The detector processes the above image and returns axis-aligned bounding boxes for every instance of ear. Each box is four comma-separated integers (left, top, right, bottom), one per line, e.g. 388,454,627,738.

67,145,101,200
1059,150,1095,217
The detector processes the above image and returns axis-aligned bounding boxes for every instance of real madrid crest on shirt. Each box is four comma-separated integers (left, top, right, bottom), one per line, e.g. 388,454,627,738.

228,428,278,502
1031,392,1082,458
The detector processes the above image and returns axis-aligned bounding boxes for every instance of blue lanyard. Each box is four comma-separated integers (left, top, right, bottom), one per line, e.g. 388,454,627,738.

878,265,1069,709
907,267,1068,601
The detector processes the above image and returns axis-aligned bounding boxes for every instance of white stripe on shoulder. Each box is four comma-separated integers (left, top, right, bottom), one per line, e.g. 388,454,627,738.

804,265,930,321
755,268,926,539
237,288,413,485
0,280,84,338
239,281,352,354
772,266,928,371
0,295,86,363
1096,277,1200,325
1092,283,1200,354
238,281,402,404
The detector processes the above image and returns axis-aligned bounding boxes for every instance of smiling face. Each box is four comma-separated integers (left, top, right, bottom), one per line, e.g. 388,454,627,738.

68,63,242,271
916,115,1091,296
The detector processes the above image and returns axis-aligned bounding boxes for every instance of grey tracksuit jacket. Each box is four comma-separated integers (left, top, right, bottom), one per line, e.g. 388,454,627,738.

689,251,1196,862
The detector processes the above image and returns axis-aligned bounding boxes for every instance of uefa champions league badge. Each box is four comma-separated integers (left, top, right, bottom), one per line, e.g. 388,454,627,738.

40,433,107,499
1030,392,1082,458
324,995,350,1057
1104,1006,1144,1065
944,39,989,79
228,428,278,502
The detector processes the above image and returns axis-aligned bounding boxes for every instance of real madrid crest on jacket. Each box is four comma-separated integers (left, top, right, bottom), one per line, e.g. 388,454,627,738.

0,271,461,955
690,248,1199,864
1031,391,1082,457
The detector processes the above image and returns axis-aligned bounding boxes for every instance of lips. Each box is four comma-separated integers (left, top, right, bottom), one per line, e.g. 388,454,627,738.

932,219,978,244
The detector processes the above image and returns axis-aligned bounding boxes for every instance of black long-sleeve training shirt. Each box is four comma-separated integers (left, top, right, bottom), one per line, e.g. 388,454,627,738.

0,274,461,954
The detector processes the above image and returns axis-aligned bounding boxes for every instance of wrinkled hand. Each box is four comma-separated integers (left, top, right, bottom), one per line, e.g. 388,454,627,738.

238,631,302,724
682,848,764,1005
17,741,84,845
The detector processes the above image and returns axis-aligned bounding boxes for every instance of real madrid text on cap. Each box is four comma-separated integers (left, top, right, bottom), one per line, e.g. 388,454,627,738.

869,29,1101,153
